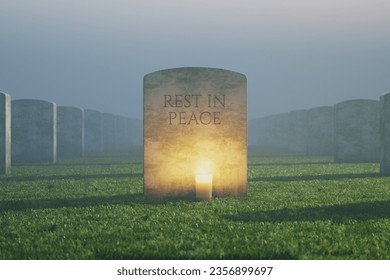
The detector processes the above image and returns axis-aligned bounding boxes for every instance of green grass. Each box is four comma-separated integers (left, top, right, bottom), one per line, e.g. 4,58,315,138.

1,154,390,259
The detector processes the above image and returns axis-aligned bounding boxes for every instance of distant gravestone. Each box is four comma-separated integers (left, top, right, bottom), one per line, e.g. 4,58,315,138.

132,118,143,147
257,117,272,149
288,109,307,154
306,106,333,156
11,99,57,163
84,109,102,156
102,113,116,153
334,99,379,163
57,106,84,157
144,67,247,197
254,116,270,150
0,92,11,174
267,113,289,153
248,118,260,147
380,93,390,174
114,115,132,151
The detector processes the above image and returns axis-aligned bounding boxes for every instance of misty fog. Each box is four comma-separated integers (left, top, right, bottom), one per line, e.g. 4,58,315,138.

1,0,389,119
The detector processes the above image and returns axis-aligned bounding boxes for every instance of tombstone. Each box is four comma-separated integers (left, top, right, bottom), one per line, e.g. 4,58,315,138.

288,109,307,154
144,67,247,197
84,109,102,156
11,99,57,164
102,112,116,153
0,92,11,174
57,106,84,157
306,106,333,156
333,99,379,163
380,93,390,174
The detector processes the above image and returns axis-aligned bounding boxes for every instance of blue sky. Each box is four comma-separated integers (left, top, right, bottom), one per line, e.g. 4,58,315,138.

1,0,389,119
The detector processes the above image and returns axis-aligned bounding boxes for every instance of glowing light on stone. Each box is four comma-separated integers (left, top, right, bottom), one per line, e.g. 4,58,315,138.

195,174,212,201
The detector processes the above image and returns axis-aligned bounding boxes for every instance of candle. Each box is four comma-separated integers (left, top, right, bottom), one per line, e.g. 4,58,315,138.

196,174,212,201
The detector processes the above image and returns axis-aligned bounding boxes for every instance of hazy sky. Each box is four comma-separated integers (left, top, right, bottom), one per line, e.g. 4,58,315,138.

1,0,389,119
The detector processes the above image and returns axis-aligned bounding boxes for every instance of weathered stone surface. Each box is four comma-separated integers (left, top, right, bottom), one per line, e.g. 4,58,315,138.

380,93,390,174
306,106,333,156
288,109,307,154
144,67,247,197
84,109,102,156
57,106,84,157
11,99,57,163
0,92,11,174
334,99,379,163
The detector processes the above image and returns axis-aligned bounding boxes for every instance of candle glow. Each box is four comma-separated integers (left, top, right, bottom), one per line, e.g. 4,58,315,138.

196,174,212,201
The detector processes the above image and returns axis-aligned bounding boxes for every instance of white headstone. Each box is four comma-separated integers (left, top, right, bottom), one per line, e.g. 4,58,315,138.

380,93,390,174
102,112,116,153
11,99,57,163
57,106,84,157
288,109,307,154
0,92,11,174
306,106,333,156
334,99,379,163
84,109,102,156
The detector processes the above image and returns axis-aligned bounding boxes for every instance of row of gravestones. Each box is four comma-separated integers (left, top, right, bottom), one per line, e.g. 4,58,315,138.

248,95,390,173
0,92,142,174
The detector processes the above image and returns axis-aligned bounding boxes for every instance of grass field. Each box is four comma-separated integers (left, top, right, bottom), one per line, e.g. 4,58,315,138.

1,154,390,259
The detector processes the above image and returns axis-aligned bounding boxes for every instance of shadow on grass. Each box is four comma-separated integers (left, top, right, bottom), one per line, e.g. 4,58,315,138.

0,193,194,212
94,250,296,260
54,162,143,167
249,172,381,182
223,200,390,223
248,161,333,167
0,173,143,182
